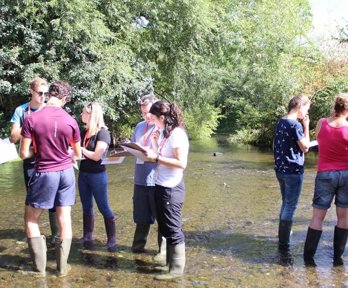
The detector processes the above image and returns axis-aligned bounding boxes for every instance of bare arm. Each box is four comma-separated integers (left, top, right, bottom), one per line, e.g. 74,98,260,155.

315,118,323,138
71,140,82,160
297,114,310,153
146,146,188,169
10,123,22,143
81,141,107,161
19,137,33,159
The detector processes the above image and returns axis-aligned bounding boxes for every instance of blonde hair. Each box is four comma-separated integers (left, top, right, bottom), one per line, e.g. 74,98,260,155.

287,94,310,113
30,77,48,91
84,102,108,136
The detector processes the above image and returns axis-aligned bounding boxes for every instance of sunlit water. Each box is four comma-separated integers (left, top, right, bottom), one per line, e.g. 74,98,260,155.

1,137,348,287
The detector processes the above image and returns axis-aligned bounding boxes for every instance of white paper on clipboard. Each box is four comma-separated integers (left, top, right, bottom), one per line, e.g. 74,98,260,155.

121,145,148,162
309,140,318,148
101,156,125,165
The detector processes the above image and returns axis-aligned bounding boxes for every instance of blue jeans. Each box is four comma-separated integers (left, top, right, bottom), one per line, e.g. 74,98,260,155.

78,171,114,217
276,172,303,221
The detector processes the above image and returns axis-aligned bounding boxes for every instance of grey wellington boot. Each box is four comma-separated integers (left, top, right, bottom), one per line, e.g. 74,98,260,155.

48,211,60,246
132,224,150,253
154,242,171,272
155,243,185,280
27,235,47,276
55,238,72,277
153,233,167,264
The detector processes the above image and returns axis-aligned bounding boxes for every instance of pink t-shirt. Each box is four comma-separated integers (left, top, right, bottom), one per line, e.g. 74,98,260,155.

21,106,81,172
317,118,348,172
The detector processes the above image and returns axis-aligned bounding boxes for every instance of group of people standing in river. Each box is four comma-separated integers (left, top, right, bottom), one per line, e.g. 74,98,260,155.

10,76,348,278
10,77,189,280
274,93,348,267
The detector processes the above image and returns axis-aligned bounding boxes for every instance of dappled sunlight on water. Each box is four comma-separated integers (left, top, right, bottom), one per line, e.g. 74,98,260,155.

0,139,347,287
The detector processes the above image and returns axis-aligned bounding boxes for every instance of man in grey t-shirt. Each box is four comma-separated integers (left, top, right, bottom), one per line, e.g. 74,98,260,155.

131,94,166,262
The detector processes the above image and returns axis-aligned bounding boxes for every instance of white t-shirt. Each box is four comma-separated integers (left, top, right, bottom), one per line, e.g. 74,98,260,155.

155,127,189,187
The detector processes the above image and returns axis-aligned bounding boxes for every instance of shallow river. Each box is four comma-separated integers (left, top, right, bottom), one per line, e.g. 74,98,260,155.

1,137,348,287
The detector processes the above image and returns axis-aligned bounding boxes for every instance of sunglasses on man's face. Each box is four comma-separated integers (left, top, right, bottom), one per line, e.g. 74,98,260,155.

34,90,48,97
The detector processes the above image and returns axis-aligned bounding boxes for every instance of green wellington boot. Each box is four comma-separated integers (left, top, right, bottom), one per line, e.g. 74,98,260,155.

132,224,150,253
153,233,167,264
27,235,47,277
55,238,72,277
155,243,185,280
48,211,60,246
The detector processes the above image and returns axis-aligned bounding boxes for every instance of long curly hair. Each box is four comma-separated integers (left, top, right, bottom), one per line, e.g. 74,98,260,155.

149,100,185,138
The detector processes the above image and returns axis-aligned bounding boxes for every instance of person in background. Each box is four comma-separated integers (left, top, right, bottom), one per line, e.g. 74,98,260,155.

78,102,116,252
20,80,81,277
273,94,311,265
131,94,166,262
145,100,189,280
10,77,60,246
304,93,348,266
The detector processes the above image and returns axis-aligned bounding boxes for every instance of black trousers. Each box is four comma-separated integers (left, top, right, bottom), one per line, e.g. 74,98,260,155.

155,180,185,245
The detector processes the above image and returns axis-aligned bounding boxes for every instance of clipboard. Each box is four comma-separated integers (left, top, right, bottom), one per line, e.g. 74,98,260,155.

120,142,147,153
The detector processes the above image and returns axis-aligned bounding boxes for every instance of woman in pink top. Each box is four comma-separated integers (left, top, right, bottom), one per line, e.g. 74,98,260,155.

304,93,348,266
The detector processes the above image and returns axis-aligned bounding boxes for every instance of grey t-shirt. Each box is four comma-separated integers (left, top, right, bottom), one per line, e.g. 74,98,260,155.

131,121,156,186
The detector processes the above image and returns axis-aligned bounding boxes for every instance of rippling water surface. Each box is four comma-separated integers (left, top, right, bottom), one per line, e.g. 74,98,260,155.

0,137,347,287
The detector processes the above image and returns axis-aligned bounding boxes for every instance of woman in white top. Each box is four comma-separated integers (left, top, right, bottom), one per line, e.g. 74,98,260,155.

145,100,189,280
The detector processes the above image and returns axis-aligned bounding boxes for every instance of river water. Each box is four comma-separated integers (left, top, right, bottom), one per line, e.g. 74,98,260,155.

0,137,348,287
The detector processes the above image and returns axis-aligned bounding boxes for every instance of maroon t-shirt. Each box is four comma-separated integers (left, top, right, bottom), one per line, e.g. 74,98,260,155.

21,106,81,172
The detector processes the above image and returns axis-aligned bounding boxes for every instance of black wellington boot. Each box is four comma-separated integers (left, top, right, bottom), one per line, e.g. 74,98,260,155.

278,220,293,266
333,226,348,266
303,227,322,267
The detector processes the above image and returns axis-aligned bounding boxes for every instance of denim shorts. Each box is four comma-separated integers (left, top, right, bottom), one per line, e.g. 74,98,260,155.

313,170,348,209
26,167,76,209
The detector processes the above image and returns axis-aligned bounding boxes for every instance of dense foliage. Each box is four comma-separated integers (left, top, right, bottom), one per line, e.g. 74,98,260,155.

1,0,347,145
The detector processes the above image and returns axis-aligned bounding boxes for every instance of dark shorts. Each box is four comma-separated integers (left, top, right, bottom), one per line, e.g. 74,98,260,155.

313,170,348,209
26,167,76,209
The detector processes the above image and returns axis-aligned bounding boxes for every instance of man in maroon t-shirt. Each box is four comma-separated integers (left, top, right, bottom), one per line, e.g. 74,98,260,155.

20,80,81,277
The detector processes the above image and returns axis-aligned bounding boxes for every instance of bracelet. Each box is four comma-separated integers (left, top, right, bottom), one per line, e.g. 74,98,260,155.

155,154,159,163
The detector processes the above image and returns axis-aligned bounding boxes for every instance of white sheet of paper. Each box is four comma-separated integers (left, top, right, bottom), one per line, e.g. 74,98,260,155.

309,140,318,148
0,138,19,164
122,146,148,162
101,156,125,165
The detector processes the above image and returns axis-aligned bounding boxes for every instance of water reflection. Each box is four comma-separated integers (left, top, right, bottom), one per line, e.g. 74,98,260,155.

0,139,346,287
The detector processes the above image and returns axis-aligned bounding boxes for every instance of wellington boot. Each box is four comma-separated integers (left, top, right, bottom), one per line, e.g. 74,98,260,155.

278,220,292,251
153,233,167,264
104,216,117,252
55,238,72,277
303,227,322,267
155,243,185,281
278,249,293,267
48,211,60,246
132,224,150,253
79,214,94,250
333,226,348,266
27,235,47,277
